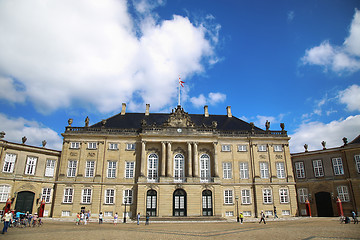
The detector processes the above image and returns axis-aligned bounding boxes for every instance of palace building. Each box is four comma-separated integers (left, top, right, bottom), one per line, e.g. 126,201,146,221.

1,104,297,220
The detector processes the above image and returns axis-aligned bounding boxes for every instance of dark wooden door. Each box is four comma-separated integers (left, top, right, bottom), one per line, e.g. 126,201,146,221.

315,192,334,217
15,191,35,213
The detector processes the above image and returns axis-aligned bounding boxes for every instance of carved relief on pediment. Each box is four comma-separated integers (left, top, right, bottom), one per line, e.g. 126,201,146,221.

163,106,195,128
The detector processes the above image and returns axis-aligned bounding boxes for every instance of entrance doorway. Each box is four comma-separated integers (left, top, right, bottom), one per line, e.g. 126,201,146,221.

315,192,334,217
146,190,157,216
202,190,213,216
15,191,35,213
173,189,186,216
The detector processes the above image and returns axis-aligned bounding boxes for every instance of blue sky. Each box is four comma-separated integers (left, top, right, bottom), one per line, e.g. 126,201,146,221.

0,0,359,152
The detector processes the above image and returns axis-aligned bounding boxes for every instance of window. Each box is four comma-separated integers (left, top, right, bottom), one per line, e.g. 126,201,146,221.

274,145,283,152
45,159,56,177
109,143,118,150
104,212,113,217
148,154,159,181
276,162,285,178
87,142,97,149
82,189,92,204
85,161,95,177
200,154,211,182
279,188,289,203
243,211,251,217
105,189,115,204
223,162,232,179
174,154,184,181
225,211,234,217
41,188,52,203
355,155,360,173
107,161,117,178
62,211,70,217
238,145,247,152
63,188,73,203
67,160,77,177
258,145,267,152
282,210,290,216
125,162,135,178
0,185,10,202
70,142,80,149
298,188,308,203
221,145,231,152
265,210,273,216
332,158,344,175
295,162,305,178
313,160,324,177
337,186,350,202
123,189,133,204
25,156,37,175
2,153,16,173
263,189,272,204
224,190,233,204
241,189,251,204
260,162,269,179
239,162,249,179
126,143,136,151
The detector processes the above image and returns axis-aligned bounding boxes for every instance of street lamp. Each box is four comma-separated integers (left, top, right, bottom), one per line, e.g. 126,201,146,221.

123,197,127,223
235,196,239,223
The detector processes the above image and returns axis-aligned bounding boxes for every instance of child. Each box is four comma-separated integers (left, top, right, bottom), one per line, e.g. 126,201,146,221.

99,212,103,224
114,212,118,225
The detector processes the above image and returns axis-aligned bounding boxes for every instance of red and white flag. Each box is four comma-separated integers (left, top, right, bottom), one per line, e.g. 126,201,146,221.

179,76,185,87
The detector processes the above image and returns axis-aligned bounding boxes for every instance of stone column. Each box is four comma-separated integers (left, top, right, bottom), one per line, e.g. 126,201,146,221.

213,142,219,177
193,142,198,177
167,142,172,177
161,142,166,177
187,142,192,177
141,141,146,177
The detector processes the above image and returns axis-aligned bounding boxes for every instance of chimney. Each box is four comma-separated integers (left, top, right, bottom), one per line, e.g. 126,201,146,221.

121,103,126,115
145,104,150,116
226,106,232,118
204,105,209,117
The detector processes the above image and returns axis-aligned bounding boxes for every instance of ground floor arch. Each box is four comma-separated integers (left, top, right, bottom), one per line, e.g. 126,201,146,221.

15,191,35,213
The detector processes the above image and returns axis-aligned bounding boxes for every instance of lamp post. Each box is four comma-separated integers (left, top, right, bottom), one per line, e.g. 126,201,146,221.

123,197,127,223
235,196,239,222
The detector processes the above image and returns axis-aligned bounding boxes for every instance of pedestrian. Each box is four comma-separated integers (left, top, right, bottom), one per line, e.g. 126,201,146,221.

2,211,12,234
274,206,279,219
76,212,80,225
80,212,84,225
351,211,359,224
145,213,150,225
259,211,266,224
114,212,118,225
99,212,103,224
239,212,244,224
137,212,141,225
86,211,91,224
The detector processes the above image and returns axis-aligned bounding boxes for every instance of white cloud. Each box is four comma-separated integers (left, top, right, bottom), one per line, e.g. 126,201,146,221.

0,76,26,103
287,11,295,22
190,92,226,108
190,94,206,108
289,115,360,153
208,92,226,105
0,113,63,150
302,9,360,74
254,114,285,129
0,0,220,114
338,84,360,111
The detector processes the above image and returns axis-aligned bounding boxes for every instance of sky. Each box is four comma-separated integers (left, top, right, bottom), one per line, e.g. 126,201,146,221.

0,0,360,153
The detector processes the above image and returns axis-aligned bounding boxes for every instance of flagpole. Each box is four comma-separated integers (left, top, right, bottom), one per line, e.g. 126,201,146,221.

178,76,181,106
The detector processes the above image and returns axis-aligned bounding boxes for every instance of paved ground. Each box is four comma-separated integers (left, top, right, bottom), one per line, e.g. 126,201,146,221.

1,217,359,240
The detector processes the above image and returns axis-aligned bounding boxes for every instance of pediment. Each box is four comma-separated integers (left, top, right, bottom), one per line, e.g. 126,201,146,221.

163,105,195,128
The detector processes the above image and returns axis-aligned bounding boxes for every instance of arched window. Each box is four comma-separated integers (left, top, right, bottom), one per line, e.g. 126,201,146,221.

173,189,187,216
174,153,185,182
200,154,210,182
147,153,158,181
146,190,157,216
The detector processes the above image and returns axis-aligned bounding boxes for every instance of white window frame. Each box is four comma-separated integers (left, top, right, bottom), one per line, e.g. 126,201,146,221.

243,211,251,217
225,211,234,217
126,143,136,151
123,189,133,204
273,145,283,152
332,157,344,175
237,145,247,152
45,159,56,177
174,153,184,182
63,188,73,203
279,188,289,203
223,162,232,179
67,160,77,177
41,188,52,203
224,190,233,204
313,159,324,177
355,155,360,173
25,156,37,175
107,161,117,178
81,188,92,204
2,153,16,173
276,162,285,179
62,211,71,217
104,211,113,217
298,188,308,203
295,162,305,178
148,154,159,181
258,145,267,152
0,185,11,202
221,145,231,152
337,186,350,202
282,210,290,216
125,161,135,178
200,154,211,182
85,161,95,177
263,189,272,204
70,142,80,149
239,162,249,179
241,189,251,204
108,143,118,150
260,162,269,179
265,210,273,216
105,189,115,204
87,142,97,149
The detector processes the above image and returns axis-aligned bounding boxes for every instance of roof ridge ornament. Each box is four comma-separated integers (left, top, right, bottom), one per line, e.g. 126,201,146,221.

163,105,195,128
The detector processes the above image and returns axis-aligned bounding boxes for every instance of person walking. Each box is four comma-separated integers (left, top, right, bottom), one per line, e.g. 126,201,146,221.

351,211,359,224
239,212,244,224
259,211,266,224
274,206,279,219
114,212,118,225
2,211,12,234
137,212,141,225
99,212,103,224
145,213,150,225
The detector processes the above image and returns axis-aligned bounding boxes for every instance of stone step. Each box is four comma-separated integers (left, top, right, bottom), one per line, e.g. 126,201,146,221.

140,216,226,222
